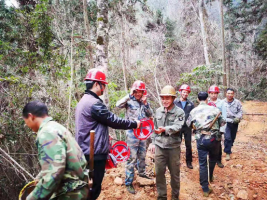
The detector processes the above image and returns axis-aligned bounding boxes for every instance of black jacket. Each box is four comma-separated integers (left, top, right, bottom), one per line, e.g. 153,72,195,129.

174,99,194,126
75,90,137,160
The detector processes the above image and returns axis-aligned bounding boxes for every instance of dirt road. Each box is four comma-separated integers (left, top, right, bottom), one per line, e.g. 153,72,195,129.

99,101,267,200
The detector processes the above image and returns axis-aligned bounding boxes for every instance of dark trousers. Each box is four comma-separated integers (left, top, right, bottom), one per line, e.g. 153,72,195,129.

85,156,106,200
218,142,222,162
197,135,220,192
180,126,192,162
224,123,239,154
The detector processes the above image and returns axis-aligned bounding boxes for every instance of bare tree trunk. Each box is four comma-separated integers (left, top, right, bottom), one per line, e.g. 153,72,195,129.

67,21,75,130
199,0,211,66
120,3,128,92
96,0,109,105
82,0,94,68
219,0,227,90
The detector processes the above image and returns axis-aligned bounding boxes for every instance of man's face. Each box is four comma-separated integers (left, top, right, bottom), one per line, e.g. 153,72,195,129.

161,96,174,108
23,114,38,132
209,92,218,101
180,90,189,100
97,82,106,96
133,90,143,100
226,90,234,101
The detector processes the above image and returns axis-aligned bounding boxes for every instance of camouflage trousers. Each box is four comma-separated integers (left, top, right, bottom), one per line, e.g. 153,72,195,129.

125,130,146,186
52,186,88,200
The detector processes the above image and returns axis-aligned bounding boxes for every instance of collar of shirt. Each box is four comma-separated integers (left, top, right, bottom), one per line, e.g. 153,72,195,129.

199,102,207,106
85,90,103,102
224,98,235,106
160,105,176,114
37,116,53,133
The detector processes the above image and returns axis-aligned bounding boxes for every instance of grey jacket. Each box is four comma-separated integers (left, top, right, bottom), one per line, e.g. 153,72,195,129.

75,91,137,160
116,94,153,120
152,105,185,149
223,98,243,123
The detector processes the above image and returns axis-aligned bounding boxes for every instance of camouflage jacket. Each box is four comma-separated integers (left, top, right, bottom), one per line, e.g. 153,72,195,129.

152,105,185,149
27,117,88,200
186,102,226,140
116,94,153,120
223,98,243,123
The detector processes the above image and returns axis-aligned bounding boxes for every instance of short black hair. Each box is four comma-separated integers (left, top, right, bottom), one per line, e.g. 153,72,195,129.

198,92,208,101
226,88,235,92
85,80,96,91
22,101,48,118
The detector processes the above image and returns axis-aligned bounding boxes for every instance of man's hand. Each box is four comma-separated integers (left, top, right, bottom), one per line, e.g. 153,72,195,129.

148,144,155,154
233,118,240,124
154,126,165,134
136,120,141,128
141,95,148,105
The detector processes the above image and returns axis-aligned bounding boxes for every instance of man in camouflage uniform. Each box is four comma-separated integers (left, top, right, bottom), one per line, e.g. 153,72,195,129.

149,85,185,200
223,88,243,161
22,101,88,200
187,92,226,197
116,80,153,194
208,85,227,168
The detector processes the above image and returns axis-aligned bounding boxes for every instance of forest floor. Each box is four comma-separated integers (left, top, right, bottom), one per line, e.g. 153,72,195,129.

98,101,267,200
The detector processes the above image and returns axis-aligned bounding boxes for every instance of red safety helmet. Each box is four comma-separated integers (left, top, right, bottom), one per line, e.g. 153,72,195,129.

133,118,154,140
132,80,146,90
84,68,108,84
208,86,220,93
179,84,191,93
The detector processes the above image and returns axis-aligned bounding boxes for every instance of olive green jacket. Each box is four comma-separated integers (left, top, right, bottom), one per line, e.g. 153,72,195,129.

152,105,185,149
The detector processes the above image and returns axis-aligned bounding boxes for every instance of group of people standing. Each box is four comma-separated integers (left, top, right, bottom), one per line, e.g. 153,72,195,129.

21,68,243,200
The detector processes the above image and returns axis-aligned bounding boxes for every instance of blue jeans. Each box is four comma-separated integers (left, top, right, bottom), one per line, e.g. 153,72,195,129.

224,123,238,154
125,130,146,186
197,135,220,192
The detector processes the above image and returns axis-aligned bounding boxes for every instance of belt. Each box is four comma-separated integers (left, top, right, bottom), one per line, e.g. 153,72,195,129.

196,129,218,135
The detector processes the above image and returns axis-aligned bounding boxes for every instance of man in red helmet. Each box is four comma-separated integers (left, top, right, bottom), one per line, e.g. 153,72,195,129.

75,68,140,200
208,86,227,168
174,84,195,169
116,80,153,194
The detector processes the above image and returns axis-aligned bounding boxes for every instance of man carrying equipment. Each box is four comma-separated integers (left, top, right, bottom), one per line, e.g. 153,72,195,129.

223,88,243,161
174,84,194,169
22,101,88,200
75,68,140,200
149,85,185,200
116,80,153,194
187,92,226,197
208,85,227,168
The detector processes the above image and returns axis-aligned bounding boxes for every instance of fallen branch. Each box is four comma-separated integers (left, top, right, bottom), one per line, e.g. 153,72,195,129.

0,147,34,180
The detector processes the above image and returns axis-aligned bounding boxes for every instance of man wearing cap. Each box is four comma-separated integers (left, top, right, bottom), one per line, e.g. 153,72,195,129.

75,68,140,200
208,85,227,168
174,84,195,169
223,88,243,161
149,85,185,200
116,80,153,194
187,92,226,197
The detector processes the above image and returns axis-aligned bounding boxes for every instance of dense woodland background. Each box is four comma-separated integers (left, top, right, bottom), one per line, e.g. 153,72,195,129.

0,0,266,198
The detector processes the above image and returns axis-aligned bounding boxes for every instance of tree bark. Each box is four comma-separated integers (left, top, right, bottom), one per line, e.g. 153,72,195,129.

199,0,211,66
82,0,94,68
96,0,109,105
219,0,227,90
120,3,128,92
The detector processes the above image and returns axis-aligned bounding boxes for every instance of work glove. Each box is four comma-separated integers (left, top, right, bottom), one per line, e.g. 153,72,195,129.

233,118,240,124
